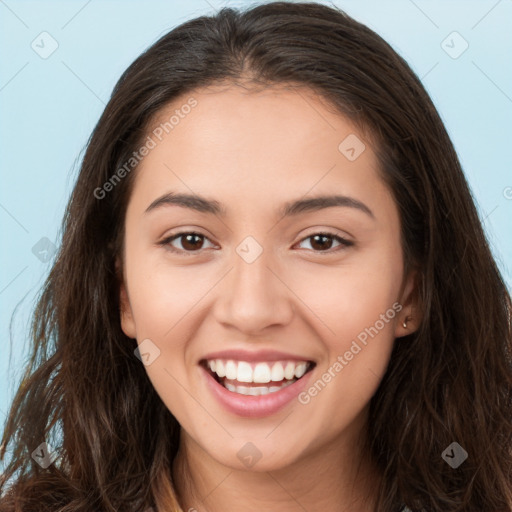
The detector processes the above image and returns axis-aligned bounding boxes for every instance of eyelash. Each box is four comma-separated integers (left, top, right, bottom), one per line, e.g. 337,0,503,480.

158,231,354,256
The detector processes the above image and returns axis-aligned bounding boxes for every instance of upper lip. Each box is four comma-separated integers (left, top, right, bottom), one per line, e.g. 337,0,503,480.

200,349,315,363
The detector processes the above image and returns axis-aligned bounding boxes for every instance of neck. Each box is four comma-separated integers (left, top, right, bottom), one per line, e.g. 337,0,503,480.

171,414,382,512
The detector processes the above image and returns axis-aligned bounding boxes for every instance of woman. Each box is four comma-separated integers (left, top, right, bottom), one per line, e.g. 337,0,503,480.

1,2,511,511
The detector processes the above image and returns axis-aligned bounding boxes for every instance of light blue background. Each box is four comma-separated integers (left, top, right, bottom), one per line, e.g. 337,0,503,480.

1,0,511,456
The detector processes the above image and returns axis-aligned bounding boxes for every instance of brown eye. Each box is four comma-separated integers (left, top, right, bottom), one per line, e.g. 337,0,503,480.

159,231,353,256
159,232,215,255
178,233,205,251
297,232,353,253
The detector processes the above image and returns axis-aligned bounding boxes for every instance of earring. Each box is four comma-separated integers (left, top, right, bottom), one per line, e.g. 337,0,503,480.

402,316,411,329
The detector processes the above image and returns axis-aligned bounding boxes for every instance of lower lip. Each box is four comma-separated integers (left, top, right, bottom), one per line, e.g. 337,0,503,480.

201,364,314,418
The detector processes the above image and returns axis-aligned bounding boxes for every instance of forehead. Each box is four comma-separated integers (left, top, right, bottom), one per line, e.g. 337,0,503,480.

149,83,366,162
128,84,394,223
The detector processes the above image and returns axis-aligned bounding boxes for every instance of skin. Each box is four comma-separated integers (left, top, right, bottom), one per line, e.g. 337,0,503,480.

119,83,420,512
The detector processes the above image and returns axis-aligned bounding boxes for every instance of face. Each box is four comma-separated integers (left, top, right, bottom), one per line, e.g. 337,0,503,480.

119,84,417,472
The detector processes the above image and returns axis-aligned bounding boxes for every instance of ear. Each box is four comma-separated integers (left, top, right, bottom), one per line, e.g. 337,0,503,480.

395,268,422,338
116,257,137,339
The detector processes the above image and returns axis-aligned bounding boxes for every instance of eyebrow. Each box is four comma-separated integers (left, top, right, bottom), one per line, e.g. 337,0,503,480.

144,192,374,219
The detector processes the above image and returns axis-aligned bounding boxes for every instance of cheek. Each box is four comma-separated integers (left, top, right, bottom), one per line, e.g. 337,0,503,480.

325,269,399,342
126,252,211,340
293,245,402,397
293,248,402,340
295,268,401,428
124,252,206,416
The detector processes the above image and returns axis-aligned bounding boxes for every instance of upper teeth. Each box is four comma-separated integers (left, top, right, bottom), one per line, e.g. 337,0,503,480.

206,359,310,383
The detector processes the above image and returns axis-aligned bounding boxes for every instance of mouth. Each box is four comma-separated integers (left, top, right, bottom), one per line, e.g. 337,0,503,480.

199,358,316,396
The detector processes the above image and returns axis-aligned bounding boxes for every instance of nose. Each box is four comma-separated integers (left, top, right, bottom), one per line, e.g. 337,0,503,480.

213,244,294,334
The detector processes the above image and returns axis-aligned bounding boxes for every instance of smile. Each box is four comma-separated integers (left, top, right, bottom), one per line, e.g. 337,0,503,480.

199,357,316,417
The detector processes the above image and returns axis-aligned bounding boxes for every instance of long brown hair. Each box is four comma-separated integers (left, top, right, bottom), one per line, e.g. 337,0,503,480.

1,2,511,511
